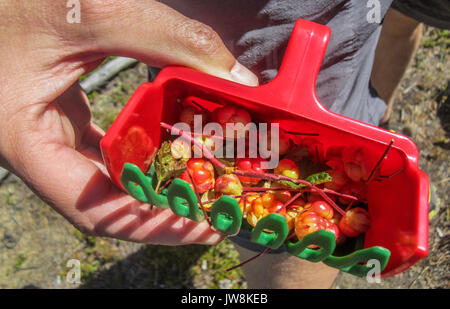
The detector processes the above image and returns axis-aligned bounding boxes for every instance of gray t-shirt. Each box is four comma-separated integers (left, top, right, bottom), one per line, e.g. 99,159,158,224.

158,0,393,126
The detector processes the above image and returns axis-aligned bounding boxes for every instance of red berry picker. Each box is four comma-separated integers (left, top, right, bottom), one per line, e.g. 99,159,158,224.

100,19,429,278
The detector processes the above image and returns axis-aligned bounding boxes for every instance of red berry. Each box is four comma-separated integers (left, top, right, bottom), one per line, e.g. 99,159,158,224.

294,211,327,241
344,162,364,182
273,190,292,203
236,157,267,186
245,195,270,227
179,106,208,129
342,147,373,182
214,105,252,139
325,221,344,244
215,174,243,197
325,169,350,191
268,200,285,214
339,207,371,237
261,192,276,208
274,158,299,180
324,159,350,191
330,212,342,226
268,200,297,231
311,200,334,220
179,158,215,194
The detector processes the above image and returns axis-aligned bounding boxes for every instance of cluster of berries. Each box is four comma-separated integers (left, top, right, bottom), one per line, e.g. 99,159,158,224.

163,103,372,245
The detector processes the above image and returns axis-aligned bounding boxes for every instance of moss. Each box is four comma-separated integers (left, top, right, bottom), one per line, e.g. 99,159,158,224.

189,239,246,289
87,90,99,100
14,254,26,270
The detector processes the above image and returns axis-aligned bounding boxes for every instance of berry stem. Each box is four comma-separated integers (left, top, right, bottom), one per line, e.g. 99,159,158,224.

364,139,395,186
190,131,232,141
157,179,172,194
286,232,297,241
226,248,271,272
154,178,163,194
346,139,395,211
276,192,303,214
321,188,360,202
242,193,248,218
242,186,361,202
235,170,346,216
233,169,311,186
378,167,404,179
242,187,302,192
311,187,346,216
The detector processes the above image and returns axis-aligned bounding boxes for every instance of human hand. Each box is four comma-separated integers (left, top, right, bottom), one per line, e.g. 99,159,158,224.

0,0,258,245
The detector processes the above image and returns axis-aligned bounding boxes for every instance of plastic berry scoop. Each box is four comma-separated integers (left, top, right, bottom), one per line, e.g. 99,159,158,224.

100,19,429,278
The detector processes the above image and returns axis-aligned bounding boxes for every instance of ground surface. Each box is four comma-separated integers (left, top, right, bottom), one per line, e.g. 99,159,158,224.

0,26,448,289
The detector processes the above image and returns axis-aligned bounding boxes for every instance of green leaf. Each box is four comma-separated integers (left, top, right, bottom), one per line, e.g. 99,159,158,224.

154,141,188,183
278,180,305,189
277,172,332,189
306,172,332,186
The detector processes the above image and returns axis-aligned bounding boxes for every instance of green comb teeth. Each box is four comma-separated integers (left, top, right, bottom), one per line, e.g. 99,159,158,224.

121,162,390,275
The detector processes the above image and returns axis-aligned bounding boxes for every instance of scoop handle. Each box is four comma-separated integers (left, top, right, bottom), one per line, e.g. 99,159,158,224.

259,19,331,117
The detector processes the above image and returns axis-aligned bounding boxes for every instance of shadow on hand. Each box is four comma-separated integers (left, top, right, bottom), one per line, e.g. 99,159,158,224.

75,169,220,244
73,170,222,288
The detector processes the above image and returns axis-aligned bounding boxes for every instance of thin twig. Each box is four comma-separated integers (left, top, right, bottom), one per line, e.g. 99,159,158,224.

346,139,395,211
242,194,248,218
242,187,302,192
363,139,395,188
190,131,233,141
276,192,303,214
378,167,404,179
157,179,172,194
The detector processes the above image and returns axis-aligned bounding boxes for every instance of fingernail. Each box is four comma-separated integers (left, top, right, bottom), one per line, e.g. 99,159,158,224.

230,61,259,86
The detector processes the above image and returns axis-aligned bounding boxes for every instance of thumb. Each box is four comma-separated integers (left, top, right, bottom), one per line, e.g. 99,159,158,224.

85,0,258,86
